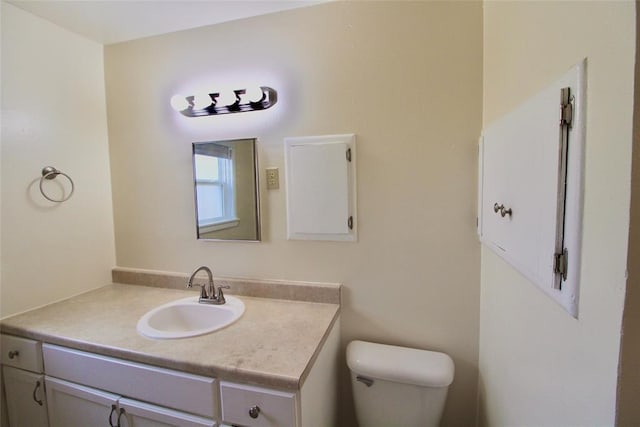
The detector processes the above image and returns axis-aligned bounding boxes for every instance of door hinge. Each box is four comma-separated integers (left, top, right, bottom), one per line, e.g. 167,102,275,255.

554,248,568,281
560,88,573,128
346,148,352,162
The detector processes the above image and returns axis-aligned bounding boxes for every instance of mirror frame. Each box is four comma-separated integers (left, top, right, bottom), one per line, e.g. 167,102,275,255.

192,138,261,242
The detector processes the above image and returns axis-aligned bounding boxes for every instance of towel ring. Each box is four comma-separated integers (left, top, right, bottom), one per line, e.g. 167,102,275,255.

39,166,74,203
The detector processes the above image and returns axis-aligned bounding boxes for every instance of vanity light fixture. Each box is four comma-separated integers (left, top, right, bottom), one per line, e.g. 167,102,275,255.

170,86,277,117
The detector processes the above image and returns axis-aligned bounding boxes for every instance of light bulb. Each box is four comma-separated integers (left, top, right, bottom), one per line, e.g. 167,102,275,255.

246,86,264,102
170,94,189,111
192,93,212,110
217,90,237,107
243,86,264,103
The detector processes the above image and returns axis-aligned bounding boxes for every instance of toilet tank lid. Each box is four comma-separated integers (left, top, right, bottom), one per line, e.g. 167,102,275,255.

346,340,454,387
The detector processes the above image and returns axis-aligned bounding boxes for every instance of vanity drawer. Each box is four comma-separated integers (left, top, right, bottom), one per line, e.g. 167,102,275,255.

220,382,297,427
1,334,43,373
43,344,217,419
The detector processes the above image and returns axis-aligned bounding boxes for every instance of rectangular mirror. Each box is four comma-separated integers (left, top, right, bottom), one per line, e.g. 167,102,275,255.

192,138,260,241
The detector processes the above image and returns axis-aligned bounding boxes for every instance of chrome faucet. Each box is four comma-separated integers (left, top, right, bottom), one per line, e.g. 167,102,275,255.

186,266,229,304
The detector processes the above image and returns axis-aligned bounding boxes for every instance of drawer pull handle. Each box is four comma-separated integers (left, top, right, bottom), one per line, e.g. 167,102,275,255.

249,405,261,419
32,380,43,406
109,404,118,427
8,350,19,359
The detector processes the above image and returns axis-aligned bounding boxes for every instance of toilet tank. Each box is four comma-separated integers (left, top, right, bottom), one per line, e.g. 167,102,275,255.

346,341,454,427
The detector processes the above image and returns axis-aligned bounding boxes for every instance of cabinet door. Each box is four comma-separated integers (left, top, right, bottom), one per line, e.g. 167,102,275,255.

2,366,48,427
45,376,119,427
479,85,564,290
118,398,215,427
478,60,585,317
284,134,357,242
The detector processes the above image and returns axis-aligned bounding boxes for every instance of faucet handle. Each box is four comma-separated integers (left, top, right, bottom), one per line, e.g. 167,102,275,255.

188,282,209,299
215,285,230,303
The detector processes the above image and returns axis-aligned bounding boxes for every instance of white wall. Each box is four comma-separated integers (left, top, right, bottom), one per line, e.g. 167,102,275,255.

104,2,482,425
479,2,635,425
0,2,116,317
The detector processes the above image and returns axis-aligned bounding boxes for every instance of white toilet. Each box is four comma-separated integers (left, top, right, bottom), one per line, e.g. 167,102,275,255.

346,340,454,427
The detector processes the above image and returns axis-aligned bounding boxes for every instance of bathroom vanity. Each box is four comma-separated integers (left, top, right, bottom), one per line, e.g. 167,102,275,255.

0,271,341,427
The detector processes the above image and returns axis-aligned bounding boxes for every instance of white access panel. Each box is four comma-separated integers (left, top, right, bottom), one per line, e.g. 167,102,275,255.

478,59,586,317
284,134,356,241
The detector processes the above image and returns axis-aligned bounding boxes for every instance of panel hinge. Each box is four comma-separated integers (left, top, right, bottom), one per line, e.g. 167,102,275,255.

554,248,568,281
346,148,352,162
348,216,353,230
560,88,573,128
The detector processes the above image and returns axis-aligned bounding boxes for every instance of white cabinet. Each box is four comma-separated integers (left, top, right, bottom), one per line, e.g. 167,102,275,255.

43,344,217,419
479,85,565,289
42,345,217,427
119,398,215,427
2,312,340,427
1,334,48,427
284,134,357,241
1,335,43,372
220,315,340,427
478,60,585,317
220,382,296,427
2,366,48,427
45,377,214,427
45,377,118,427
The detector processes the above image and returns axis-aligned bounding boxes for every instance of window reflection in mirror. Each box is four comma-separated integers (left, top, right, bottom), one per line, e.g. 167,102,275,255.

192,139,260,241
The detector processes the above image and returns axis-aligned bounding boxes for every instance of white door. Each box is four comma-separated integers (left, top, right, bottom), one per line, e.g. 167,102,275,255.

45,376,119,427
118,398,215,427
2,366,49,427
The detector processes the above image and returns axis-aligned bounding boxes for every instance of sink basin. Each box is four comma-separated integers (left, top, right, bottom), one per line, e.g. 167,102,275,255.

137,295,245,339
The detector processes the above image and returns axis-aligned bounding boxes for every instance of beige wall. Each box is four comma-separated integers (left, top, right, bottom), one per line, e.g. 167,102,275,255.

480,1,635,425
0,3,116,317
105,2,482,425
617,3,640,424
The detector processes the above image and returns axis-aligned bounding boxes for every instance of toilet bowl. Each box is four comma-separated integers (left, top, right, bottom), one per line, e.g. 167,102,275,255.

346,340,454,427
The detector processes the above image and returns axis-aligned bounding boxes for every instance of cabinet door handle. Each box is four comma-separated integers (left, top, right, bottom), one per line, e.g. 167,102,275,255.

117,407,127,427
109,404,118,427
493,202,512,218
8,350,19,359
32,380,43,406
249,405,261,419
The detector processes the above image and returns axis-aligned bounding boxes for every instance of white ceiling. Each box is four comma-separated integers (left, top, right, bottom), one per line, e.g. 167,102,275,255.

6,0,325,45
